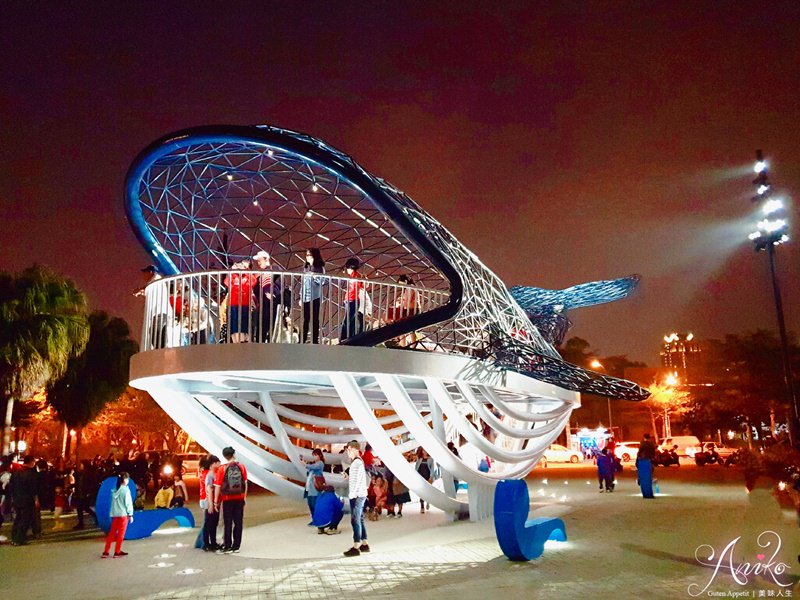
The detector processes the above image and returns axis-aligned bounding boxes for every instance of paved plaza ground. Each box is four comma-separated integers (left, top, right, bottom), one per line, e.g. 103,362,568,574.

2,464,798,600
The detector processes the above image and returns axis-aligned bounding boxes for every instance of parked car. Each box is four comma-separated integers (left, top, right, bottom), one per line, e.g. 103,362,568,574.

542,444,582,464
704,443,736,460
665,436,702,457
172,452,203,478
161,452,204,479
614,442,640,462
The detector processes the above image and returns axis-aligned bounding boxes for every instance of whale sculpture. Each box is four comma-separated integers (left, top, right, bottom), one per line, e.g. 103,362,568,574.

125,124,648,520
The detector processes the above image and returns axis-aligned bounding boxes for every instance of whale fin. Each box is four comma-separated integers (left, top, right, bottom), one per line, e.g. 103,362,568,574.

494,479,567,561
509,275,640,312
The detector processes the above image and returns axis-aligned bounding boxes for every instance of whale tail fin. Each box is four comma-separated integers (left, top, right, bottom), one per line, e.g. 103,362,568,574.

508,275,640,346
509,275,640,313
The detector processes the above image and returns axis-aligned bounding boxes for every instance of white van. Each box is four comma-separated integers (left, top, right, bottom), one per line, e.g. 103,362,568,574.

664,436,702,457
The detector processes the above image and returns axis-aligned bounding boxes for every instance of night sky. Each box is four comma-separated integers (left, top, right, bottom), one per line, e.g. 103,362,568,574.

2,3,799,364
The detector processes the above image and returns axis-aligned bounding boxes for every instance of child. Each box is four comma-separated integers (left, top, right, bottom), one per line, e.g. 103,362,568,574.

202,455,222,551
366,474,377,518
597,448,615,492
52,485,66,531
171,474,188,507
370,474,387,520
133,482,146,511
102,472,133,558
388,473,410,517
154,481,173,509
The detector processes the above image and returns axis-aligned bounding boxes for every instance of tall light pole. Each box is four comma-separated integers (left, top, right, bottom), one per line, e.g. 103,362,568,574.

590,359,613,429
747,150,799,445
663,374,678,439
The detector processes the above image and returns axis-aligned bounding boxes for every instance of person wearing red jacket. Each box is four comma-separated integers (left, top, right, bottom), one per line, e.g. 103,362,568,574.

224,261,255,343
213,447,248,553
340,258,364,341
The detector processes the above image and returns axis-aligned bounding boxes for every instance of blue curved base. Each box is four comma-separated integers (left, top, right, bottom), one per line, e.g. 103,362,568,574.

636,459,654,498
96,477,195,540
494,479,567,561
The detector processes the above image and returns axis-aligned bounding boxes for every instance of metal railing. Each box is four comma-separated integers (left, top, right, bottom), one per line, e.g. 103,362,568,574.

141,270,450,352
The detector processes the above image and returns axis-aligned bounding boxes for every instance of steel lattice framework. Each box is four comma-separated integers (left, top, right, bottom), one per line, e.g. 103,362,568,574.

129,133,444,288
126,124,648,401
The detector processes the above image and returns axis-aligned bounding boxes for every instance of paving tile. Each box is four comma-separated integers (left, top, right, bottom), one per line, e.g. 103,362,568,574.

2,470,798,600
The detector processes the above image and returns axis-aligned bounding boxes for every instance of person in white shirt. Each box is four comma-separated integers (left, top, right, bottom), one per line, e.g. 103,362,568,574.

343,441,369,557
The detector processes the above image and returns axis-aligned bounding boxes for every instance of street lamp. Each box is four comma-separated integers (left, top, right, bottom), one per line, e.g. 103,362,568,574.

662,375,677,439
747,150,799,445
589,359,613,430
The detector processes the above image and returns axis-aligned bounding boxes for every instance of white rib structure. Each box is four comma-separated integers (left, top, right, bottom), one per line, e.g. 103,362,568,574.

131,343,578,521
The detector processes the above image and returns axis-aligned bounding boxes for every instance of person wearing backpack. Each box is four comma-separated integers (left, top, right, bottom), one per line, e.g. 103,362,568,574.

213,447,248,553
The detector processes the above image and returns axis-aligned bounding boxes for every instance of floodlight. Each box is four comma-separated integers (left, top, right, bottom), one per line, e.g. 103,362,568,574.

762,199,783,216
757,219,787,233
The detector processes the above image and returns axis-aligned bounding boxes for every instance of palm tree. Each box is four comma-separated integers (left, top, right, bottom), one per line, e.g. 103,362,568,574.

48,311,138,461
0,266,89,454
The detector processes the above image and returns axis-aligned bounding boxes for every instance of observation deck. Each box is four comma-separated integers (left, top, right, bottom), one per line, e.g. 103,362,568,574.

125,124,645,520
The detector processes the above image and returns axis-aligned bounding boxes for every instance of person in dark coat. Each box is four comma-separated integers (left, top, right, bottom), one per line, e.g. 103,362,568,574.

312,486,344,535
31,459,51,537
10,456,40,545
73,461,98,529
638,434,657,460
447,442,461,494
596,449,615,492
636,433,658,499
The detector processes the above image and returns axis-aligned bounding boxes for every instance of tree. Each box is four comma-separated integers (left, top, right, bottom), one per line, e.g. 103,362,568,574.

91,386,190,454
47,311,138,461
684,331,797,444
599,355,647,379
557,337,594,365
0,266,89,454
643,379,690,444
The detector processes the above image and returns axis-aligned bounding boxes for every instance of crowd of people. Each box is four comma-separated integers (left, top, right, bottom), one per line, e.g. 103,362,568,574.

256,441,458,557
0,450,201,547
188,441,447,558
142,247,422,350
2,440,459,557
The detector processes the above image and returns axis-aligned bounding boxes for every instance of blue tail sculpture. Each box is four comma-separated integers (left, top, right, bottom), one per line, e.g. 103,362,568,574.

494,479,567,561
96,477,195,540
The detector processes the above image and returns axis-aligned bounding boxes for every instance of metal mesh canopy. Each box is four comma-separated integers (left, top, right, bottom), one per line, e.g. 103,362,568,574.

129,132,445,289
125,125,649,401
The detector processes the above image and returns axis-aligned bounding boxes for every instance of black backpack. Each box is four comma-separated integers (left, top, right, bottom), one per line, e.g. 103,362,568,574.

221,462,245,496
417,461,431,481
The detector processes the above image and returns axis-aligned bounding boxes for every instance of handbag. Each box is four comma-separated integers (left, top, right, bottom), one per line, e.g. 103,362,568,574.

313,475,326,492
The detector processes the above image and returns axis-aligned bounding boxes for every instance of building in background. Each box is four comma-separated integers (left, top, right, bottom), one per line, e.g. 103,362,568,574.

660,332,702,384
